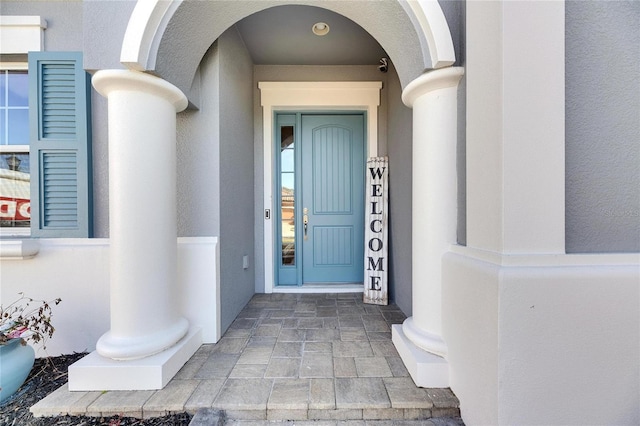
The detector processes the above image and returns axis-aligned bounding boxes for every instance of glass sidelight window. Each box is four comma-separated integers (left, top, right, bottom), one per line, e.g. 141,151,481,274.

276,114,299,285
280,125,295,266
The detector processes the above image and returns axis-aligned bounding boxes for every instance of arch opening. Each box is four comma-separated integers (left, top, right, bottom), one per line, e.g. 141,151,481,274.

120,0,455,100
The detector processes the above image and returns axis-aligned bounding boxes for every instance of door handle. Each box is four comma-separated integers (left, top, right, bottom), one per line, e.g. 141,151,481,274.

303,208,309,240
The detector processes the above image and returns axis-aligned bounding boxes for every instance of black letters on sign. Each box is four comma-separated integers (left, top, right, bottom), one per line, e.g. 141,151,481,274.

364,158,388,305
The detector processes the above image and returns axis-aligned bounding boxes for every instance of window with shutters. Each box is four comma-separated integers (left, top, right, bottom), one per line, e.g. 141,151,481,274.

28,52,93,238
0,66,31,235
0,50,92,240
0,18,95,255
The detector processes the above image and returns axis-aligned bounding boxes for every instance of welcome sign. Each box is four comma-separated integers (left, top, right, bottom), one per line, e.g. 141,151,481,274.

363,156,388,305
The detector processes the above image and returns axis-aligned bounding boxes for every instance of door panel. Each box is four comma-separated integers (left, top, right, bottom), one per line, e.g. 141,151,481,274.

313,226,353,266
302,114,365,284
311,126,353,214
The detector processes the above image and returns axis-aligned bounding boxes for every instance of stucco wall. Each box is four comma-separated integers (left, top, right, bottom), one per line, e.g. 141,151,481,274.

177,43,221,237
83,0,135,72
218,27,256,332
1,0,83,51
90,91,109,237
565,0,640,253
443,250,640,426
497,261,639,425
442,252,499,426
177,27,255,333
386,62,413,316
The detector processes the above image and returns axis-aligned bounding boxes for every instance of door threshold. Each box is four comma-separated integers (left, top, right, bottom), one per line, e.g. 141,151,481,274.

272,283,364,294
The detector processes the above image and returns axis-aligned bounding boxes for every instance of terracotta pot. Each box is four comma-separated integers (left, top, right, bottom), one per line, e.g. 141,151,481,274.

0,338,35,403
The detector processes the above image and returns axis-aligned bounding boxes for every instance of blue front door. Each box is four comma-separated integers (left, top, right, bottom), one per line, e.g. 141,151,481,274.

301,114,365,284
278,114,365,285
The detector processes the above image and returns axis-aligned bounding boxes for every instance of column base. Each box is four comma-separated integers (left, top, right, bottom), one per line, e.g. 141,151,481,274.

392,324,449,388
97,317,190,360
68,327,201,391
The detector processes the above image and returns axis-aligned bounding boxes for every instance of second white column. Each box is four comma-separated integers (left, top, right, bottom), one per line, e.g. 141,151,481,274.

392,66,463,387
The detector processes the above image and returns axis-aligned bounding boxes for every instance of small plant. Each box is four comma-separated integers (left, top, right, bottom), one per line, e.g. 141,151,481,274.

0,293,61,348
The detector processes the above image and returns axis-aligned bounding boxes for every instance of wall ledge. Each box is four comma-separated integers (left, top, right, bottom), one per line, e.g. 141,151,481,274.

0,237,216,260
0,239,40,260
450,244,640,267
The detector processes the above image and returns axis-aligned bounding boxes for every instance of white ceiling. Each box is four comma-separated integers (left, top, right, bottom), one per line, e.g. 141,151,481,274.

235,5,388,65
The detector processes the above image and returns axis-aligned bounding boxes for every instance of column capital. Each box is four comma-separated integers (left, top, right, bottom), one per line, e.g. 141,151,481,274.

402,66,464,108
93,69,188,112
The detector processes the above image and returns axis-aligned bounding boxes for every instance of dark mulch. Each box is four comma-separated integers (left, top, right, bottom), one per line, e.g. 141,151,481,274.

0,353,193,426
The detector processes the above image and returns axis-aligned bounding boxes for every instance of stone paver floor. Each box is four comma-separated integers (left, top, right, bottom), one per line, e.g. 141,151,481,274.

32,293,461,422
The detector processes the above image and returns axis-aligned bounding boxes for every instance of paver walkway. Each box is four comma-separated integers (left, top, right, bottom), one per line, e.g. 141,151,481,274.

31,293,461,422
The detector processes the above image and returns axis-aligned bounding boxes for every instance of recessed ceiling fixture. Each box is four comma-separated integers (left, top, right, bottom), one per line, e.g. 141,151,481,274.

312,22,330,36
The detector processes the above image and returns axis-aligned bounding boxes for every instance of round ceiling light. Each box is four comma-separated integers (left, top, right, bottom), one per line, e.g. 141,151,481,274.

312,22,330,36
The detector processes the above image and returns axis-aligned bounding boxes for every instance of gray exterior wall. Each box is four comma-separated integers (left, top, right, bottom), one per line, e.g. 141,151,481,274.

439,0,467,246
1,0,83,51
386,62,413,316
177,26,255,333
83,0,136,72
565,1,640,253
218,27,256,331
177,44,220,237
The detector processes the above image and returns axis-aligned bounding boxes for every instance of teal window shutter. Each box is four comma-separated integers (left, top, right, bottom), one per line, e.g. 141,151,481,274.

28,51,93,238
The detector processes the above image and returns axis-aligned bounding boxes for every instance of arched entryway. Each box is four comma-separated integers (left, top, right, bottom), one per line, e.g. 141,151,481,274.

120,0,456,96
83,0,463,391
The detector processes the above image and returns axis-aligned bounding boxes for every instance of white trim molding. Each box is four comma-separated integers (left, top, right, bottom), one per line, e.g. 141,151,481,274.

0,16,46,55
120,0,183,71
400,0,455,68
259,81,382,293
0,239,39,259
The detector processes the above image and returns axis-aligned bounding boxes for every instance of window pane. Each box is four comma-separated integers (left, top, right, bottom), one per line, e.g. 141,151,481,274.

1,152,30,173
0,113,5,145
0,152,30,228
7,72,28,106
281,172,295,266
281,147,294,172
281,126,294,150
8,109,29,145
0,72,6,107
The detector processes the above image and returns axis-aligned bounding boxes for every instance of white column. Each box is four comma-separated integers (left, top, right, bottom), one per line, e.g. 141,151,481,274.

92,69,189,360
392,67,463,388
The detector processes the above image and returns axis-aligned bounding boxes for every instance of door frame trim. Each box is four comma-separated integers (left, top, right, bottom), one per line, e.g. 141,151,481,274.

259,81,382,293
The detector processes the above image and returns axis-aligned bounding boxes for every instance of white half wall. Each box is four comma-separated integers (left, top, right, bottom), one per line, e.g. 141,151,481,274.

0,237,220,357
443,248,640,426
177,237,221,343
